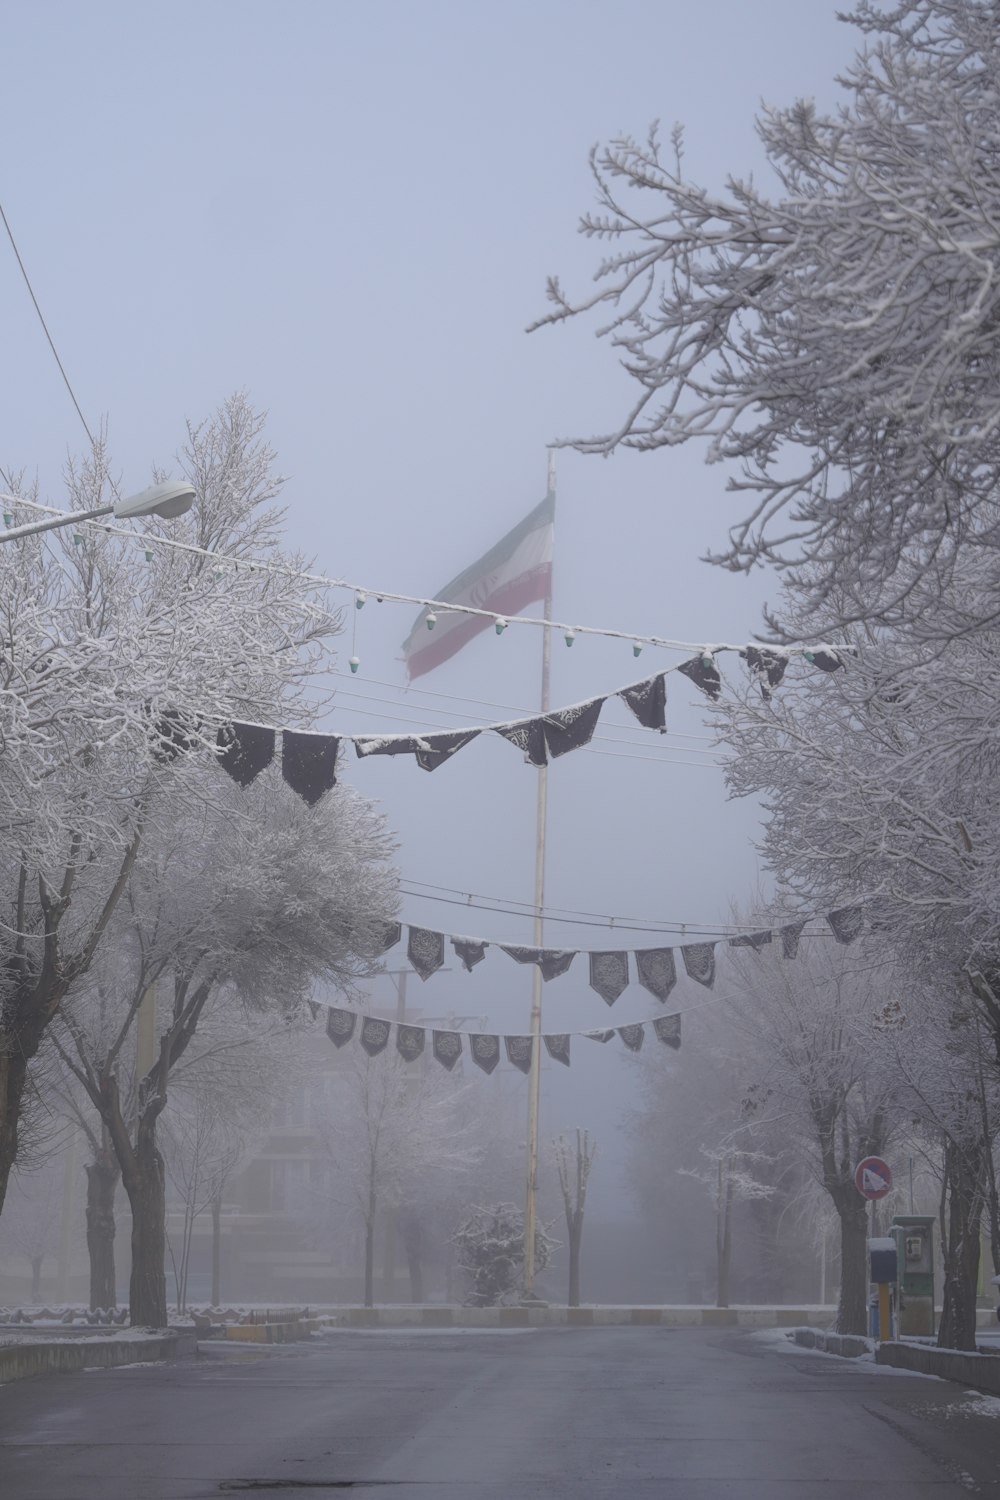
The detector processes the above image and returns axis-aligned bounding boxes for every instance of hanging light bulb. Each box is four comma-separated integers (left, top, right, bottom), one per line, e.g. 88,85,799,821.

564,628,575,647
376,595,384,603
3,511,12,527
426,612,437,630
632,640,643,658
495,617,507,636
144,549,154,562
72,533,84,547
349,656,360,674
355,591,366,609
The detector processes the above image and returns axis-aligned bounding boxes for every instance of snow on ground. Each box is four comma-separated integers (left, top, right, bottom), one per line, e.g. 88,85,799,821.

749,1327,942,1378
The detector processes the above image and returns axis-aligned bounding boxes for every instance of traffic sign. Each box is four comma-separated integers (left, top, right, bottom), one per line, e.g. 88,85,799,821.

855,1156,892,1200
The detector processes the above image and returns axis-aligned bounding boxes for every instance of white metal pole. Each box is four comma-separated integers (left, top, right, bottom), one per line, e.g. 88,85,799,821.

523,455,555,1299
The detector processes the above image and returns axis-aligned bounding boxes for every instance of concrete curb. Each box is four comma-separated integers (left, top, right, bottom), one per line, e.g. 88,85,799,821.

320,1305,834,1330
792,1328,872,1358
0,1330,195,1384
876,1340,1000,1393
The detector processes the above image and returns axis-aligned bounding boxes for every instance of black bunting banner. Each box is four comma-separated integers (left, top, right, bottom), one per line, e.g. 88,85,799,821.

215,652,854,799
500,945,576,981
326,1007,356,1048
452,937,489,972
681,943,716,989
433,1030,463,1071
282,730,339,805
360,1016,391,1057
635,948,677,1003
827,906,864,944
729,930,773,952
619,674,667,731
470,1033,501,1074
653,1013,682,1050
505,1036,533,1074
780,920,807,959
589,951,630,1006
396,1024,425,1063
544,1033,571,1067
408,926,445,981
217,723,275,788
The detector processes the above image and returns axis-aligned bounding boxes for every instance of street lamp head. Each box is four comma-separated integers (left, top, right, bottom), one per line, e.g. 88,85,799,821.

112,481,196,522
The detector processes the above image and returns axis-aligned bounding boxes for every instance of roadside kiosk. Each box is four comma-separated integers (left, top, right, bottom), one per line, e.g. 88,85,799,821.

891,1215,935,1337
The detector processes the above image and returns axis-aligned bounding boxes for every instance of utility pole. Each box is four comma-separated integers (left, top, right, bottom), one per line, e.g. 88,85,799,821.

523,452,555,1301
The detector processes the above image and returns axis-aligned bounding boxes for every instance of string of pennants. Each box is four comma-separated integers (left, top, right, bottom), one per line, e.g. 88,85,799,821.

211,647,854,805
358,904,865,1001
313,1002,682,1073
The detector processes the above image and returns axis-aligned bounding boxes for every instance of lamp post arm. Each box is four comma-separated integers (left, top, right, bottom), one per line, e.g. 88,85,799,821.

1,505,113,544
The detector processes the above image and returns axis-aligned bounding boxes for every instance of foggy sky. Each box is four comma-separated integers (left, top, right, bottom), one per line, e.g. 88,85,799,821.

1,1,865,1216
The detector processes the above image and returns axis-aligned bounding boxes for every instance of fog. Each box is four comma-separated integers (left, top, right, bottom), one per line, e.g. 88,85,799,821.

0,1,868,1313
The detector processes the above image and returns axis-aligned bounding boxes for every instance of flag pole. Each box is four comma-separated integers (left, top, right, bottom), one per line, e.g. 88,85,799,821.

523,452,555,1299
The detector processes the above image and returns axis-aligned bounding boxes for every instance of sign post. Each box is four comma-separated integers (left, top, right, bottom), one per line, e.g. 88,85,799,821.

856,1157,894,1341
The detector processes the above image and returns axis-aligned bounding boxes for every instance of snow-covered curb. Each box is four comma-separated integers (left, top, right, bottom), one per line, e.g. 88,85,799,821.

0,1328,196,1384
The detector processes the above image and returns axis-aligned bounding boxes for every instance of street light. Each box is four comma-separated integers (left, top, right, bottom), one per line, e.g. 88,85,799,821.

0,480,197,544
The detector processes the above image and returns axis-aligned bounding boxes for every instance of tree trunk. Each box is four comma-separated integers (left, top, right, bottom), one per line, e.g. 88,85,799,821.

123,1129,168,1328
717,1172,734,1310
399,1212,424,1304
938,1135,984,1352
30,1254,43,1302
567,1219,582,1308
363,1165,378,1309
364,1216,375,1309
0,1046,30,1217
836,1199,869,1336
85,1147,120,1311
211,1192,222,1306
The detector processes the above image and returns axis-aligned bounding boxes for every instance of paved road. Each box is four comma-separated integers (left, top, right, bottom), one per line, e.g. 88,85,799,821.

3,1326,1000,1498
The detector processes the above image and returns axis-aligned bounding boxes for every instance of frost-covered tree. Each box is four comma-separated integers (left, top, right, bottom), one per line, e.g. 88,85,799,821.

0,394,339,1216
552,1129,597,1309
315,1047,479,1309
52,766,394,1327
532,1,1000,631
452,1202,556,1308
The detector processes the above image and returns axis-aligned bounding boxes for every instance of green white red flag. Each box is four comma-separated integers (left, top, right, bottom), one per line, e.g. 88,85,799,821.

402,492,554,679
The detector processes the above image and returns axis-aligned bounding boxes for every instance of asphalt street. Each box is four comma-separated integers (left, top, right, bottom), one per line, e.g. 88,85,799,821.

3,1326,1000,1499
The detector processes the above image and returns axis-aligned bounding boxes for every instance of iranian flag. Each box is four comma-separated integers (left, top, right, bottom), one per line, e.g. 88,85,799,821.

402,492,554,680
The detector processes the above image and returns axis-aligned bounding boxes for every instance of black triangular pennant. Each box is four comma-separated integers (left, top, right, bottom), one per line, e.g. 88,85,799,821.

729,930,773,951
282,730,338,805
780,920,807,959
374,921,402,955
217,722,275,788
407,927,445,981
544,1033,571,1067
360,1016,391,1057
326,1007,356,1048
827,906,863,944
494,718,548,766
432,1030,463,1071
470,1033,501,1074
634,948,677,1003
653,1013,681,1050
396,1024,425,1063
741,647,789,702
677,653,721,701
542,697,605,758
589,951,630,1006
618,675,667,731
504,1035,533,1073
681,943,716,988
452,937,489,972
617,1023,645,1052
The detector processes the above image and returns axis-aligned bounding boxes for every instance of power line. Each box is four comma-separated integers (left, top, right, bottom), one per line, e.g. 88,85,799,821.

0,199,97,450
1,493,850,669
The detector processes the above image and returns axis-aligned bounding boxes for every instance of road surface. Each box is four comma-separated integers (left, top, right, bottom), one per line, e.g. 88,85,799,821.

3,1325,1000,1497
